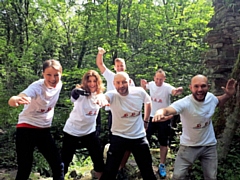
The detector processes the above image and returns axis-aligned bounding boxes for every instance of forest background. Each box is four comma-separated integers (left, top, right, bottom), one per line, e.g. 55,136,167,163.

1,0,240,179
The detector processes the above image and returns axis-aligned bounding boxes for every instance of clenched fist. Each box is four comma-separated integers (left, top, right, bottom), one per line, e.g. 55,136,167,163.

98,47,106,55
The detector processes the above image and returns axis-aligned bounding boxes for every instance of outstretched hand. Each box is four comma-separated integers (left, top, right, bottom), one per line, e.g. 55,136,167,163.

94,94,110,107
221,78,237,97
75,88,90,96
172,87,183,96
98,47,106,55
153,114,173,122
14,96,31,107
152,109,173,122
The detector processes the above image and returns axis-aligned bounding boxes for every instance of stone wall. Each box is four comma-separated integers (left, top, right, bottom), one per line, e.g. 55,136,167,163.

203,0,240,95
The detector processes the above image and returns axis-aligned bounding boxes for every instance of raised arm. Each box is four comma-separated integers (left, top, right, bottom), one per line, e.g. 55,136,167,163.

152,106,177,122
96,47,107,74
8,93,31,107
217,78,237,107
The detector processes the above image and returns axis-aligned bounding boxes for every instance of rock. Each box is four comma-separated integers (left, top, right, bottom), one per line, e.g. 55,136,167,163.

0,129,5,135
0,169,17,180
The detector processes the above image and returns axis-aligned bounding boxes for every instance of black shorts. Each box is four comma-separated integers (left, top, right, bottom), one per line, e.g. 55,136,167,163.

146,117,171,146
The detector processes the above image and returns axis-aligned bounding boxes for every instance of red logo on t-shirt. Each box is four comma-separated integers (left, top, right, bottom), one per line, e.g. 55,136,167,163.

122,113,128,117
193,121,210,129
37,107,52,113
86,110,97,116
151,97,162,103
121,111,140,118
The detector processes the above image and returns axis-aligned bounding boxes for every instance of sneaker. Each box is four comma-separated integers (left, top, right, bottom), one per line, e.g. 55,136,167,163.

159,164,166,178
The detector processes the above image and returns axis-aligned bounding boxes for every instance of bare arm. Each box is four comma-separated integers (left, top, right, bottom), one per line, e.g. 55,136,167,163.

172,87,183,96
152,106,177,122
96,47,107,74
143,102,151,129
217,78,237,107
140,79,148,90
8,93,31,107
143,102,151,122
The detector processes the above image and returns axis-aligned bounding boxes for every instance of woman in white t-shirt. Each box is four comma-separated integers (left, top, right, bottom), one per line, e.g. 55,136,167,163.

8,59,64,180
61,70,106,179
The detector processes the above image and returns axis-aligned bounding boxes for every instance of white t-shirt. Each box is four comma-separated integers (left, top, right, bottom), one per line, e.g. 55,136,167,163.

105,86,151,139
146,82,175,117
102,68,135,110
63,92,101,137
18,79,62,128
170,92,218,146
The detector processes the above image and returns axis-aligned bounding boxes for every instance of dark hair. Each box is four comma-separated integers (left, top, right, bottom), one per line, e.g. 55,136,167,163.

43,59,62,74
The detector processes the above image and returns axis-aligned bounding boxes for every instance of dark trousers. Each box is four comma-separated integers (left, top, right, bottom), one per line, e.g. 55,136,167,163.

100,135,156,180
61,132,104,174
107,111,112,134
96,109,101,137
15,128,64,180
146,118,171,146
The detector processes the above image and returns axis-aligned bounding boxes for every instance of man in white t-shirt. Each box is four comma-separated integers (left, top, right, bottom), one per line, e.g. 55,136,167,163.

96,47,135,177
153,75,236,180
141,68,183,178
99,72,156,180
96,47,135,128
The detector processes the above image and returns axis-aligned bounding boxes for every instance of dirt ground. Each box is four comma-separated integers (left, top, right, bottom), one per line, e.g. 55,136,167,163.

0,148,173,180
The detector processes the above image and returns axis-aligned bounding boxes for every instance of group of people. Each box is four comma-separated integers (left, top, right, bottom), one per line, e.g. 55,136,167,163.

8,47,237,180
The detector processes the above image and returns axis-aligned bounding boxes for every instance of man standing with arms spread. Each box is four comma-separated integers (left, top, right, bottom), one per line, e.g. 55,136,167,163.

141,68,183,178
96,47,134,177
153,75,236,180
100,72,156,180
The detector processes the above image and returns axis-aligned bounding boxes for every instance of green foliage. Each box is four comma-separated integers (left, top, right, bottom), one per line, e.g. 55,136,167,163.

0,127,16,168
64,154,96,179
3,0,235,178
32,151,51,177
216,120,240,179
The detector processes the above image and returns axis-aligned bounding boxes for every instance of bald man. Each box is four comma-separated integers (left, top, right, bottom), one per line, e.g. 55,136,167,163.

152,75,237,180
100,72,156,180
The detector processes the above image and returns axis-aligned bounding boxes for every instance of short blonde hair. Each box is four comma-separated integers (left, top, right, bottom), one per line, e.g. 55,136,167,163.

156,68,166,77
114,58,126,64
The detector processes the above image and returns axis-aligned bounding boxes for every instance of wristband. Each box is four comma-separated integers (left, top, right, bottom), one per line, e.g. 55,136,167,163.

143,120,149,123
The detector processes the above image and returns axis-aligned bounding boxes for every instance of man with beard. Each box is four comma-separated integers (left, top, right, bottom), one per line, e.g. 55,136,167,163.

100,72,156,180
96,47,135,179
152,74,237,180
